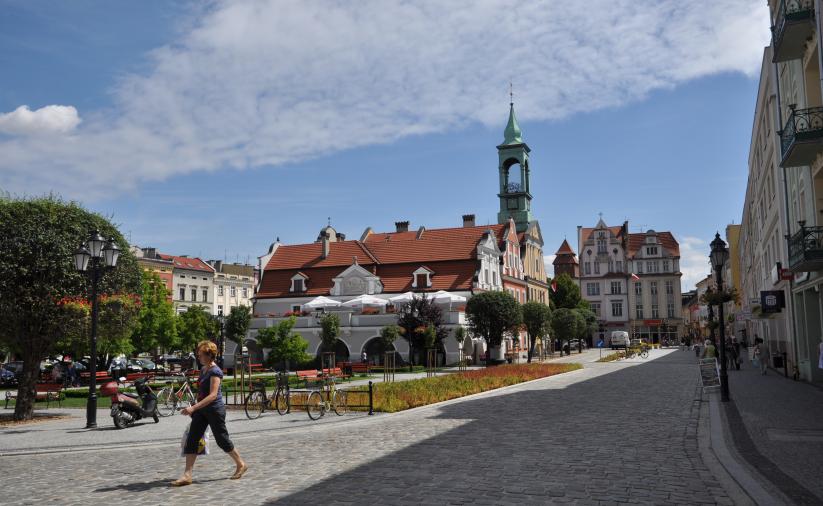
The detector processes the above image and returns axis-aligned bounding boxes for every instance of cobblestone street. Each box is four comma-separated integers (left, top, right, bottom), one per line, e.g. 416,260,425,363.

0,350,732,505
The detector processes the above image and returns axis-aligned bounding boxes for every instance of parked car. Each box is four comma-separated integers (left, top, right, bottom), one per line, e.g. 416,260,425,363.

3,361,24,382
567,339,587,351
610,331,630,349
0,365,17,386
132,359,166,373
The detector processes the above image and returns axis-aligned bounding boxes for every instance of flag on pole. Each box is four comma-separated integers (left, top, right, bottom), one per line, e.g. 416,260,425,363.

551,279,557,293
631,273,640,281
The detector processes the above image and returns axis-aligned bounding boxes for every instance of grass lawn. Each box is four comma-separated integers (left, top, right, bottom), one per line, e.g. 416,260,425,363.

3,394,112,409
371,362,581,413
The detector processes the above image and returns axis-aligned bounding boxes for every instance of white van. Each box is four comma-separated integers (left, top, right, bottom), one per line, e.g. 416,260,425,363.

610,331,630,349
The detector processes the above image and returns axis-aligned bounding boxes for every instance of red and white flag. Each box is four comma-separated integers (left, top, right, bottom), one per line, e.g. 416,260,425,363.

631,273,640,281
551,280,558,293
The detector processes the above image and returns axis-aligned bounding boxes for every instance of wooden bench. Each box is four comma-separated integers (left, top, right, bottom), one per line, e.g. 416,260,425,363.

5,383,64,409
350,363,370,374
79,371,111,384
296,370,319,387
321,367,347,378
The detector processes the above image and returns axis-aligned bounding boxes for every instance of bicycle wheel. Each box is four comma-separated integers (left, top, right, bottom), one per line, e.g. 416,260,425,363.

156,386,176,417
274,388,290,416
332,389,348,416
306,391,325,420
639,350,649,359
244,390,265,420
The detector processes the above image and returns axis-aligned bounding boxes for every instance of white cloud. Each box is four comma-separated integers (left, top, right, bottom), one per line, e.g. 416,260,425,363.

0,0,771,199
0,105,81,136
679,236,712,290
544,255,557,277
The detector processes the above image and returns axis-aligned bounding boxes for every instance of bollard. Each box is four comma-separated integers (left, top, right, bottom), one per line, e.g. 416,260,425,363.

368,381,374,416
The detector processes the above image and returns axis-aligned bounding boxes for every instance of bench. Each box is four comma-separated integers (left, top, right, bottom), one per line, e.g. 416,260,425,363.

350,363,370,374
5,383,64,409
296,370,319,387
321,367,347,378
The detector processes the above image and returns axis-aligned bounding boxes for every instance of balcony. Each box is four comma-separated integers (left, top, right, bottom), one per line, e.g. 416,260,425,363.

772,0,815,62
788,224,823,271
780,106,823,167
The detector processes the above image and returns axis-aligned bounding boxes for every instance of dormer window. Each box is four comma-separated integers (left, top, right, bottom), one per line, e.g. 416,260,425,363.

412,266,433,289
290,272,309,292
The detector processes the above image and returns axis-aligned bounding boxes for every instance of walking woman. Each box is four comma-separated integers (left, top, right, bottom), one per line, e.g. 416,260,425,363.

172,341,247,486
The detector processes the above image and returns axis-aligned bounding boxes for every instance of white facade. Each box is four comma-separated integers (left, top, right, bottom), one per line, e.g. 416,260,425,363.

209,261,255,317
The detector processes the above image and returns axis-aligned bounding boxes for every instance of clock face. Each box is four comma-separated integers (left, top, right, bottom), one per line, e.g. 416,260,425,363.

507,198,518,210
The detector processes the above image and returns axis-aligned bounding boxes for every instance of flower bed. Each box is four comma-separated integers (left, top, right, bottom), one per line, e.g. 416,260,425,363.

596,352,625,362
372,363,581,413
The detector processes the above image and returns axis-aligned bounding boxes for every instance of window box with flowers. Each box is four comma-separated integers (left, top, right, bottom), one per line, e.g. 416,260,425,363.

361,307,381,315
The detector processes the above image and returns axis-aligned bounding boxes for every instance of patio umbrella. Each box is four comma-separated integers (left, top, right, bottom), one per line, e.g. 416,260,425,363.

430,290,467,309
388,291,416,303
341,294,389,308
302,296,341,311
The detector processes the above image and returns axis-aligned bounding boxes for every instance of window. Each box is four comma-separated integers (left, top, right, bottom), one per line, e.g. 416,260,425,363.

610,281,621,294
667,303,675,318
412,267,432,288
646,246,658,256
291,273,308,292
179,287,185,300
650,281,658,295
217,305,223,316
594,262,600,274
636,305,643,319
597,238,607,253
662,260,669,272
294,278,305,292
637,262,643,274
231,286,236,297
587,283,600,296
191,287,197,302
202,289,208,302
584,262,591,275
634,282,642,295
242,287,248,298
180,275,186,279
616,260,623,272
291,305,301,313
218,285,224,296
651,304,659,318
646,261,653,273
591,302,601,316
493,271,498,285
665,280,673,295
611,301,623,317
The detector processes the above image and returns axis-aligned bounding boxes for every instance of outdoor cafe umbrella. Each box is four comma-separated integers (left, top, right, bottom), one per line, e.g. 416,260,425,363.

388,291,416,304
302,296,341,311
341,294,389,308
429,290,467,310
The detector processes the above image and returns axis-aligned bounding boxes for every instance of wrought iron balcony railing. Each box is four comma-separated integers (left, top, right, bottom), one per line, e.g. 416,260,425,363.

772,0,815,62
788,223,823,271
504,182,524,193
779,105,823,166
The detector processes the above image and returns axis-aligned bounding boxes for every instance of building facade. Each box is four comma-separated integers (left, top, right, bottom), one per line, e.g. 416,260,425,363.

577,218,630,343
158,254,216,315
552,239,579,279
131,246,174,301
208,260,255,316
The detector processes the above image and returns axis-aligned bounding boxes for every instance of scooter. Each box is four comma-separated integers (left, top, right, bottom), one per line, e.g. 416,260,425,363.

102,376,160,429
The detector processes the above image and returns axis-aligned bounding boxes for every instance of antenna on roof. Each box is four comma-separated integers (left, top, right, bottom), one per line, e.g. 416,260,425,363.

327,216,331,227
509,80,514,106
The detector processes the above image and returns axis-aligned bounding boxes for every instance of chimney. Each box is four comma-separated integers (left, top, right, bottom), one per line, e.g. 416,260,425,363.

336,232,346,241
395,221,410,233
462,214,476,228
321,233,330,259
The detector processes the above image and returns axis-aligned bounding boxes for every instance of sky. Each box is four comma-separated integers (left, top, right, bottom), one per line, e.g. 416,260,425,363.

0,0,772,290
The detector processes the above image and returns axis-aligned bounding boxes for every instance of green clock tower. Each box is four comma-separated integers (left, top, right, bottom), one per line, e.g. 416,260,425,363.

496,102,533,232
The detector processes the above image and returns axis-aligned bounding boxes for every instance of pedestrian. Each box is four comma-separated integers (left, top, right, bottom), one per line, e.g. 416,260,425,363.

753,337,769,375
172,340,247,487
361,351,367,364
701,340,717,360
66,361,78,387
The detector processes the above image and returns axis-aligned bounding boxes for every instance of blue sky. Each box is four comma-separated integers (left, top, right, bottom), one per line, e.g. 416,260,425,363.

0,1,771,289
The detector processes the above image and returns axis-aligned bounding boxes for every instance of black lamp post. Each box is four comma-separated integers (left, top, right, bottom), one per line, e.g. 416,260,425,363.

215,313,225,370
74,231,120,428
706,287,716,343
710,232,730,402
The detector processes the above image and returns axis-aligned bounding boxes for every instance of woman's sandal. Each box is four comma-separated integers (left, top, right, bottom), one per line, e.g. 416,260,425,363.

230,464,249,480
170,477,192,487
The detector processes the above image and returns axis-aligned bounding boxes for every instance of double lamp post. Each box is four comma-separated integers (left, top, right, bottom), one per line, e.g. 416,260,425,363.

73,231,121,428
709,232,730,402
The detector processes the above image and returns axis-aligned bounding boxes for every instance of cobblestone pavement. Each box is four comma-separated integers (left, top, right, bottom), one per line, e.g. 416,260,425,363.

721,358,823,504
0,349,732,505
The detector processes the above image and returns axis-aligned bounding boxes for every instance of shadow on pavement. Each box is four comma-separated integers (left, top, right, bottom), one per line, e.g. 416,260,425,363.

266,351,724,505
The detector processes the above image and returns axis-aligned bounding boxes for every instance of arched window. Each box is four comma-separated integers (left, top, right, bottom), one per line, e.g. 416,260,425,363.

504,160,523,193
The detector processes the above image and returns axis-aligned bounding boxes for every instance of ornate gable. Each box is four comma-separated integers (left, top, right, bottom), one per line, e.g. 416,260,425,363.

330,263,383,296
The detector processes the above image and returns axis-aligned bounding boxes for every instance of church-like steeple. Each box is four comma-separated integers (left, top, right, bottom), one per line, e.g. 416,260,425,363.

497,100,533,232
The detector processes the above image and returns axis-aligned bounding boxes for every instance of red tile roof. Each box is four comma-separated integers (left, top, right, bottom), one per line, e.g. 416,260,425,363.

262,241,376,270
627,232,680,257
363,224,506,263
580,226,625,244
554,239,575,255
157,254,214,273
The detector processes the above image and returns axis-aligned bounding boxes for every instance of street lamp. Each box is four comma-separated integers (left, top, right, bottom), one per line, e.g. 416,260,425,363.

215,313,226,370
74,231,120,428
709,232,730,402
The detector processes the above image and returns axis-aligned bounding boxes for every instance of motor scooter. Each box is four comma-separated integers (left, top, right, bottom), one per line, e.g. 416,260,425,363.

102,376,160,429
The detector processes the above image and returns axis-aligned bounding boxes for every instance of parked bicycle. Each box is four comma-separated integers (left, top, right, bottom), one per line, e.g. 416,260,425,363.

244,373,290,419
306,375,347,420
627,345,650,359
156,371,197,417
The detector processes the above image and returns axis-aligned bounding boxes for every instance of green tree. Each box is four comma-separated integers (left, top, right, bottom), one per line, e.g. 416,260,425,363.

465,291,522,366
0,196,141,420
575,307,598,354
132,271,178,354
319,313,341,367
177,306,219,353
522,301,552,362
379,324,401,350
551,308,584,354
453,326,466,346
549,273,583,309
397,296,446,366
225,305,251,344
256,317,311,371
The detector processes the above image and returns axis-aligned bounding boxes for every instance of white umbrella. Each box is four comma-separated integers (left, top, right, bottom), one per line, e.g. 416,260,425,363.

302,296,341,310
388,291,416,303
341,294,389,308
430,290,467,304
